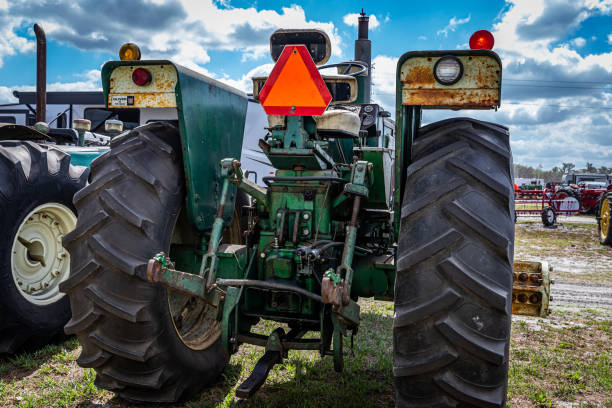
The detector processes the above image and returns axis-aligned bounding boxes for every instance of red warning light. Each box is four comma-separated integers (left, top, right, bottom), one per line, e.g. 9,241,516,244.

469,30,495,50
259,45,332,116
132,68,152,86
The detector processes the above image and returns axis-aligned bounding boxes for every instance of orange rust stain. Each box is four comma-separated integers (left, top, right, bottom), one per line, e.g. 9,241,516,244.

155,78,175,92
134,93,175,107
512,302,540,316
513,261,542,272
402,65,434,86
402,88,499,107
474,69,498,87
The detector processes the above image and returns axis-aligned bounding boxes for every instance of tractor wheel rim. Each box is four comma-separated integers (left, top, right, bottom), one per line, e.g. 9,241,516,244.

167,209,222,351
166,207,243,350
601,199,610,240
10,203,76,305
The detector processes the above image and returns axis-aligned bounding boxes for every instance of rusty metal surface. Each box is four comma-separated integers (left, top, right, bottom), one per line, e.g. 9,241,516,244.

146,258,208,299
108,92,177,108
321,276,349,310
399,55,501,108
108,64,178,108
512,261,552,317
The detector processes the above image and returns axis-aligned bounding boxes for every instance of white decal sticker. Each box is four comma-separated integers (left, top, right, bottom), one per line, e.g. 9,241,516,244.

111,95,134,106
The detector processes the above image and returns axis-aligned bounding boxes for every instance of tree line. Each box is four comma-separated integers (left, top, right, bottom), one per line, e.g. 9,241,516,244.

514,163,611,182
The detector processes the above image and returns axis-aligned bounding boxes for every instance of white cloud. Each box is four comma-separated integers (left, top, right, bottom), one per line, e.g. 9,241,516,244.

437,14,471,37
0,18,35,68
370,55,396,109
367,0,612,168
177,2,344,57
216,63,274,93
342,13,380,29
0,1,344,71
0,86,16,103
417,35,427,40
457,0,612,167
570,37,586,47
608,33,612,44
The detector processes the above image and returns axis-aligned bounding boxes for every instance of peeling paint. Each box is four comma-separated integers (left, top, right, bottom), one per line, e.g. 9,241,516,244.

109,64,178,108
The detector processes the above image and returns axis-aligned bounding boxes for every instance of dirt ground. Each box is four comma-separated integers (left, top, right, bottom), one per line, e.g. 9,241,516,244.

514,216,612,313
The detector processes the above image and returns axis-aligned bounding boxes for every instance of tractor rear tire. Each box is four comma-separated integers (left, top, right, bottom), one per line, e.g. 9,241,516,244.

597,191,611,246
394,118,514,408
0,141,87,353
60,122,227,403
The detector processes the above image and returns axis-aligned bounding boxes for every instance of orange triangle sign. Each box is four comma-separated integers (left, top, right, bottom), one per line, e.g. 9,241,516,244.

259,45,332,116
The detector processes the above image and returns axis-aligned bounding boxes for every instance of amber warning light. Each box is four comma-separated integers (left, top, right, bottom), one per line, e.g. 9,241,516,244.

119,43,141,61
469,30,495,50
259,45,332,116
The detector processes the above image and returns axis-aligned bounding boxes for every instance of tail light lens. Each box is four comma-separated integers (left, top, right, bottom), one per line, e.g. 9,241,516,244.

469,30,495,50
132,68,152,86
433,56,463,85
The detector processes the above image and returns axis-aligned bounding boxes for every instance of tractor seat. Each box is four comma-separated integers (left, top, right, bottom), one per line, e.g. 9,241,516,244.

314,108,361,139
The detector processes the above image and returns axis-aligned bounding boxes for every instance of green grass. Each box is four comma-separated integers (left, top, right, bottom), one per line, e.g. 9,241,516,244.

0,299,395,408
2,309,610,407
0,338,106,408
508,311,612,407
184,298,396,408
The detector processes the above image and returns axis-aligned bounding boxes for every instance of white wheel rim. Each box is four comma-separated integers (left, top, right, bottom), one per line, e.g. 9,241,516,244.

547,209,554,223
11,203,76,305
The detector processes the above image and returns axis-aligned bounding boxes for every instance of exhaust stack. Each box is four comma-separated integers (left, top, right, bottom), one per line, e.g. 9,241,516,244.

34,23,46,123
354,10,371,104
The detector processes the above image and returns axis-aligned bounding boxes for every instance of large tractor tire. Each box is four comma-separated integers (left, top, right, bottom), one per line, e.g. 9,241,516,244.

0,141,87,353
597,191,611,246
60,122,227,403
394,118,514,407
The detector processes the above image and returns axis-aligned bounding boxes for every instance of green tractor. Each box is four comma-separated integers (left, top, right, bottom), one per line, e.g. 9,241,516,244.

62,20,514,406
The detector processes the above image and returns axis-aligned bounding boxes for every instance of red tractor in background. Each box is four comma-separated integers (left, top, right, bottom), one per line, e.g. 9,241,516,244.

556,173,610,214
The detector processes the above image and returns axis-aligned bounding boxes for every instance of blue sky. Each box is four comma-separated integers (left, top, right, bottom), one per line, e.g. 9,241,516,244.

0,0,611,169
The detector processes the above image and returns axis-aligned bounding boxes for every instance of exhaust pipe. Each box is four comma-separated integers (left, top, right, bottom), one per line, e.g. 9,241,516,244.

354,10,371,104
34,23,46,123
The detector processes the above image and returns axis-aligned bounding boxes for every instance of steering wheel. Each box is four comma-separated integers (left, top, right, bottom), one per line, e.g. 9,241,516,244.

317,61,368,77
